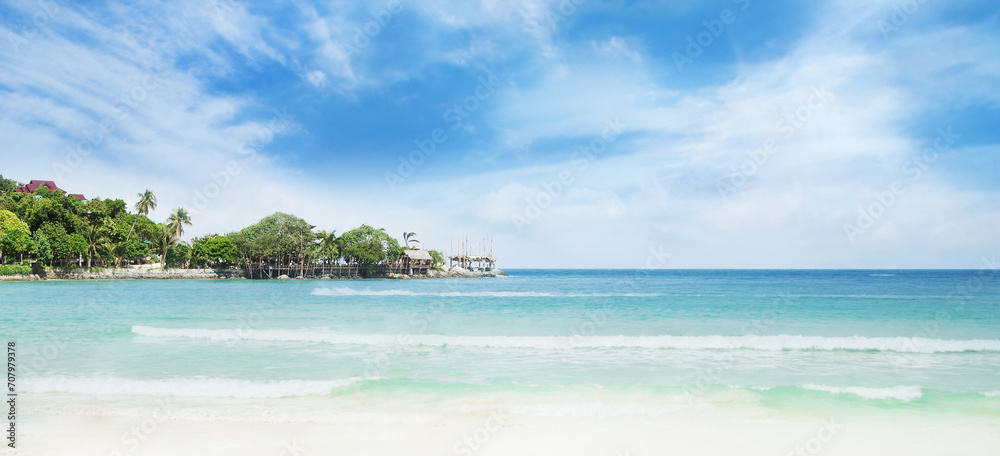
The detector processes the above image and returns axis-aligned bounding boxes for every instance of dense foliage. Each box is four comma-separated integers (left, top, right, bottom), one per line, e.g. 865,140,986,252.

0,173,422,276
0,264,30,275
0,182,155,268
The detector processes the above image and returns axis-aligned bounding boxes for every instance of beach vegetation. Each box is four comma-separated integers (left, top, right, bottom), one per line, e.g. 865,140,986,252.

0,173,447,277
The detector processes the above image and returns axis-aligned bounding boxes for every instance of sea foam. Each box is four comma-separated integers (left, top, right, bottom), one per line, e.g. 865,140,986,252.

131,326,1000,353
21,376,368,398
800,384,924,402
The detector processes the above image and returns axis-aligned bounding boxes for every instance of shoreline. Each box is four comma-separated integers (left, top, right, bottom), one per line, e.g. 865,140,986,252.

14,391,1000,456
0,266,506,281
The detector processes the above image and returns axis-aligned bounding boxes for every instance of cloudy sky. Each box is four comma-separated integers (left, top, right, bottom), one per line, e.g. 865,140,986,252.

1,0,999,268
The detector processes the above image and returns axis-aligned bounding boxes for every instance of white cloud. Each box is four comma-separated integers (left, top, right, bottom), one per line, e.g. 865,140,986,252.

594,36,643,63
2,0,999,268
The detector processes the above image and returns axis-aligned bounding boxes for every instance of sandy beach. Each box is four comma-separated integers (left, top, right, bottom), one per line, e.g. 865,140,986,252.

11,393,999,456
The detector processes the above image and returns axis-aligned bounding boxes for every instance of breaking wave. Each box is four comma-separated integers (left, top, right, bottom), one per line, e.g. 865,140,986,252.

132,326,1000,353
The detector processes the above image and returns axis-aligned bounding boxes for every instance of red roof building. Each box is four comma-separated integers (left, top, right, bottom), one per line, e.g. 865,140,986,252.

14,180,86,200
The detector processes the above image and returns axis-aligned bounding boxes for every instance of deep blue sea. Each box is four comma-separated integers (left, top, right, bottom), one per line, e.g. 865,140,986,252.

3,269,1000,417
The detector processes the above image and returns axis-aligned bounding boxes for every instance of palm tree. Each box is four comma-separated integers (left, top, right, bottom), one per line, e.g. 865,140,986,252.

166,208,192,241
318,231,340,264
81,224,110,268
403,232,419,249
153,223,177,268
135,190,157,215
125,190,157,245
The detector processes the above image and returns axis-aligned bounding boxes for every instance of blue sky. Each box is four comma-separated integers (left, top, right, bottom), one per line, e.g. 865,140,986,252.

1,0,999,267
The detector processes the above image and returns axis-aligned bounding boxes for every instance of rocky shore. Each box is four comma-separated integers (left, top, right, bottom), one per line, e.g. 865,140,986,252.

388,266,508,279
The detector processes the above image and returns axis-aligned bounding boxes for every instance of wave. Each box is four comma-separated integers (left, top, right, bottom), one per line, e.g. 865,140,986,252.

800,384,923,402
983,391,1000,398
311,287,658,297
21,376,369,398
132,326,1000,353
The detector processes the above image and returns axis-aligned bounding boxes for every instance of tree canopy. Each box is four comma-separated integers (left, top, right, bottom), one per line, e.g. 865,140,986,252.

0,174,424,276
0,209,30,263
340,224,401,266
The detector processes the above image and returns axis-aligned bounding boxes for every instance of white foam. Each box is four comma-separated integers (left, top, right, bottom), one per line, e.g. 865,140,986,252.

726,385,775,391
311,287,657,297
506,402,672,418
982,391,1000,397
800,384,923,402
21,376,369,398
132,326,1000,353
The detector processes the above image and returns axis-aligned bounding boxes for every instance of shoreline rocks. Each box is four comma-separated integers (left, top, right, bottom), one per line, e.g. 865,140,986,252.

39,268,247,280
0,274,42,281
425,266,508,278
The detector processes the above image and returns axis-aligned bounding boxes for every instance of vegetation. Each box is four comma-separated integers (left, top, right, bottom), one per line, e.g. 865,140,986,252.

402,231,419,248
428,249,445,270
0,173,434,277
0,209,30,264
0,264,31,276
0,175,158,270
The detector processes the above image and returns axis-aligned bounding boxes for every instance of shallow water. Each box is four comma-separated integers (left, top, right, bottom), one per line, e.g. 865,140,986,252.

3,269,1000,418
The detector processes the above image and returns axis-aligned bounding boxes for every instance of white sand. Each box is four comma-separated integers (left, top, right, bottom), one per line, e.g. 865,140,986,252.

7,394,999,456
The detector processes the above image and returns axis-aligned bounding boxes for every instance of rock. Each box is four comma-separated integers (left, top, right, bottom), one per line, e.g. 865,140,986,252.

277,274,290,279
448,266,474,277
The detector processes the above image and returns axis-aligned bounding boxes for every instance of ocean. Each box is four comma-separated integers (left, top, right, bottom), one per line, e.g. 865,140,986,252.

3,269,1000,454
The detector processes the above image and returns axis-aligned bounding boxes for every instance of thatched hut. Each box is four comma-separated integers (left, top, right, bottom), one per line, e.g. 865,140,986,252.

401,249,433,275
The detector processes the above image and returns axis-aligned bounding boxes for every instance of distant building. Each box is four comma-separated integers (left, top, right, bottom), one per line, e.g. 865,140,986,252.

401,249,433,275
448,254,496,271
14,180,85,200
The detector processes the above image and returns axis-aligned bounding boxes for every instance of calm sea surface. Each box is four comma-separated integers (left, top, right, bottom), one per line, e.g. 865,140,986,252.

3,269,999,416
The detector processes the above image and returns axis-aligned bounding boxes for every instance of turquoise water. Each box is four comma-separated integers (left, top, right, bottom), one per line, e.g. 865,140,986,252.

3,269,999,415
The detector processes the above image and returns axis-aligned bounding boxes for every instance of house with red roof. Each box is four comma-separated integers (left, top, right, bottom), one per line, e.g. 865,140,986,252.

14,180,86,200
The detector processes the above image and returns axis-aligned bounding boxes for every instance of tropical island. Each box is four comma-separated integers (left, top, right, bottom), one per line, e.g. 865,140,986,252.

0,175,502,280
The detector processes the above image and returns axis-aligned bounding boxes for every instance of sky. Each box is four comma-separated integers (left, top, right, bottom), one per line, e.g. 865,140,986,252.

1,0,999,268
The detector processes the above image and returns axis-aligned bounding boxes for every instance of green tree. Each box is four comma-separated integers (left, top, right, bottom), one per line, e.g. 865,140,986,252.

0,175,22,195
124,190,157,245
402,232,419,249
166,208,192,240
135,190,157,215
165,243,191,269
40,222,72,263
340,225,401,276
104,199,127,218
192,235,238,268
316,230,340,265
0,209,30,264
153,223,176,268
65,233,87,266
229,212,316,276
81,223,110,268
114,238,149,266
26,195,71,232
30,230,53,265
428,250,445,270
